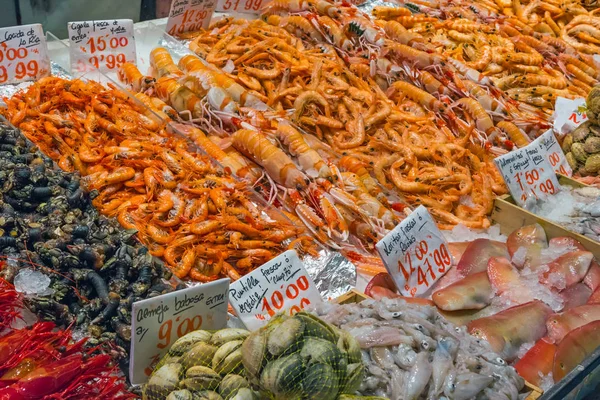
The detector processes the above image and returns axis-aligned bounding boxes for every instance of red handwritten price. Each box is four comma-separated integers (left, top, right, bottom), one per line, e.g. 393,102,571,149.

0,47,39,83
548,151,569,175
514,167,557,203
79,53,127,71
0,24,48,85
398,240,451,296
168,9,209,36
569,111,586,125
261,275,311,318
219,0,263,12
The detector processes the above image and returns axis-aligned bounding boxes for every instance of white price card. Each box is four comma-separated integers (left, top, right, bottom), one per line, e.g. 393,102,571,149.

229,250,322,331
553,97,587,135
0,24,49,85
166,0,218,37
376,206,453,297
216,0,268,14
531,129,573,177
494,143,560,207
68,19,136,75
130,278,229,385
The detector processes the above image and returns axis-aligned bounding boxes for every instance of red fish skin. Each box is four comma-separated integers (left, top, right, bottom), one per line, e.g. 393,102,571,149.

589,286,600,304
548,237,586,251
432,271,492,311
560,283,592,311
456,239,509,277
506,224,547,259
514,337,557,387
546,304,600,343
467,300,552,361
583,260,600,292
541,251,594,290
553,320,600,381
487,257,520,295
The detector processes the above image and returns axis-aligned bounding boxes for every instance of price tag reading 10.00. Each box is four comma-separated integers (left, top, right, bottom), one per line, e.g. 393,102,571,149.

0,24,49,85
229,250,322,331
494,140,561,207
130,278,229,385
68,19,136,74
376,206,453,297
167,0,218,37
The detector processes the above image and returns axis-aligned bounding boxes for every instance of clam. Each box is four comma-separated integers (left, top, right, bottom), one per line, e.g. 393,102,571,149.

213,340,243,375
218,374,249,399
241,329,268,378
267,316,305,356
171,330,213,355
181,342,218,370
337,330,362,364
260,353,305,396
295,312,337,342
166,389,193,400
210,329,250,346
180,366,221,391
341,363,364,394
145,363,183,398
191,390,224,400
302,362,339,400
228,388,259,400
300,337,344,368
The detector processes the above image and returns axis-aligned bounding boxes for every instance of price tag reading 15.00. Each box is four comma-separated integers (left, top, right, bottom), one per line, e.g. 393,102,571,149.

68,19,136,74
130,278,229,385
229,250,322,331
0,24,50,85
167,0,218,37
494,140,561,207
376,206,453,297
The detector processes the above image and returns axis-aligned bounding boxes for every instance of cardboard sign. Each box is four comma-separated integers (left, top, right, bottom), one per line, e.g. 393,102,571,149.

68,19,136,74
495,144,560,206
229,250,322,331
216,0,267,14
532,129,573,177
130,278,229,384
0,24,49,85
166,0,217,37
376,206,452,297
553,97,587,135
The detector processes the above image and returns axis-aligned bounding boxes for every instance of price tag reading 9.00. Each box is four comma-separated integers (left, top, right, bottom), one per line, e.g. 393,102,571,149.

495,138,561,207
167,0,217,37
217,0,265,13
376,206,453,297
0,24,49,85
68,19,136,74
229,250,322,331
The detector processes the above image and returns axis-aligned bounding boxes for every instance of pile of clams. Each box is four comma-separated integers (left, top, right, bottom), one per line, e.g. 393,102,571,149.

565,86,600,175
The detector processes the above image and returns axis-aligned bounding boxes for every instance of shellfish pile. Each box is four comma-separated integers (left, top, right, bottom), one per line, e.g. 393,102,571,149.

564,86,600,177
312,298,525,400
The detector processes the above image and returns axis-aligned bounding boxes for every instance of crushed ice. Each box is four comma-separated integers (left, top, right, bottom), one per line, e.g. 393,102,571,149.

444,224,507,243
13,269,52,296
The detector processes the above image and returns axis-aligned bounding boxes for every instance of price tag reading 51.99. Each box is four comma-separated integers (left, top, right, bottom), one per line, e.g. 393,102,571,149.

68,19,136,75
0,24,49,85
376,206,453,297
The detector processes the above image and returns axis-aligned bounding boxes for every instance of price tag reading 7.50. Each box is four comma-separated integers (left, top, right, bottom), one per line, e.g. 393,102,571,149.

0,24,50,85
68,19,136,75
217,0,265,13
229,250,322,331
495,139,561,207
167,0,218,37
129,278,229,385
376,206,453,297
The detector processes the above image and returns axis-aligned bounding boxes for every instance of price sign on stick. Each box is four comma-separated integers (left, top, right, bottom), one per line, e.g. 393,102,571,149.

553,97,587,135
0,24,49,85
130,278,229,384
166,0,218,37
216,0,266,14
376,206,453,297
68,20,136,74
495,143,560,207
229,250,322,331
531,129,573,177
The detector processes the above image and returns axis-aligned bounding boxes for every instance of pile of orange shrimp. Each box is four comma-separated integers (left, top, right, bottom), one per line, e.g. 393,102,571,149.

165,19,507,231
1,76,313,282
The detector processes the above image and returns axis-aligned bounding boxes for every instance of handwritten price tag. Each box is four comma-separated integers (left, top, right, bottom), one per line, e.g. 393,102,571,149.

0,24,49,85
68,19,136,75
129,278,229,385
167,0,217,37
216,0,266,14
229,250,322,331
553,97,587,135
531,129,573,177
376,206,452,297
495,144,560,207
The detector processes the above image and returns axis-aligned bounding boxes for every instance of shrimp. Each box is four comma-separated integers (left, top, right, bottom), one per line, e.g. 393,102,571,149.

318,16,352,50
232,128,308,189
496,121,531,148
149,48,183,78
380,21,423,46
452,98,495,135
293,90,331,120
283,16,324,41
372,6,412,20
391,81,446,112
277,123,333,179
154,77,203,119
386,41,443,68
118,63,155,93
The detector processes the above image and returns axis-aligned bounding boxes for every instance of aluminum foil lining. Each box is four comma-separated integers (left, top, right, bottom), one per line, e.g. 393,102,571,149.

303,249,356,300
0,62,72,101
358,0,405,14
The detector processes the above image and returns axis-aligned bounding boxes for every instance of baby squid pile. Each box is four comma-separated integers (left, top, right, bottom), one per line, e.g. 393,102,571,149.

1,77,313,284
